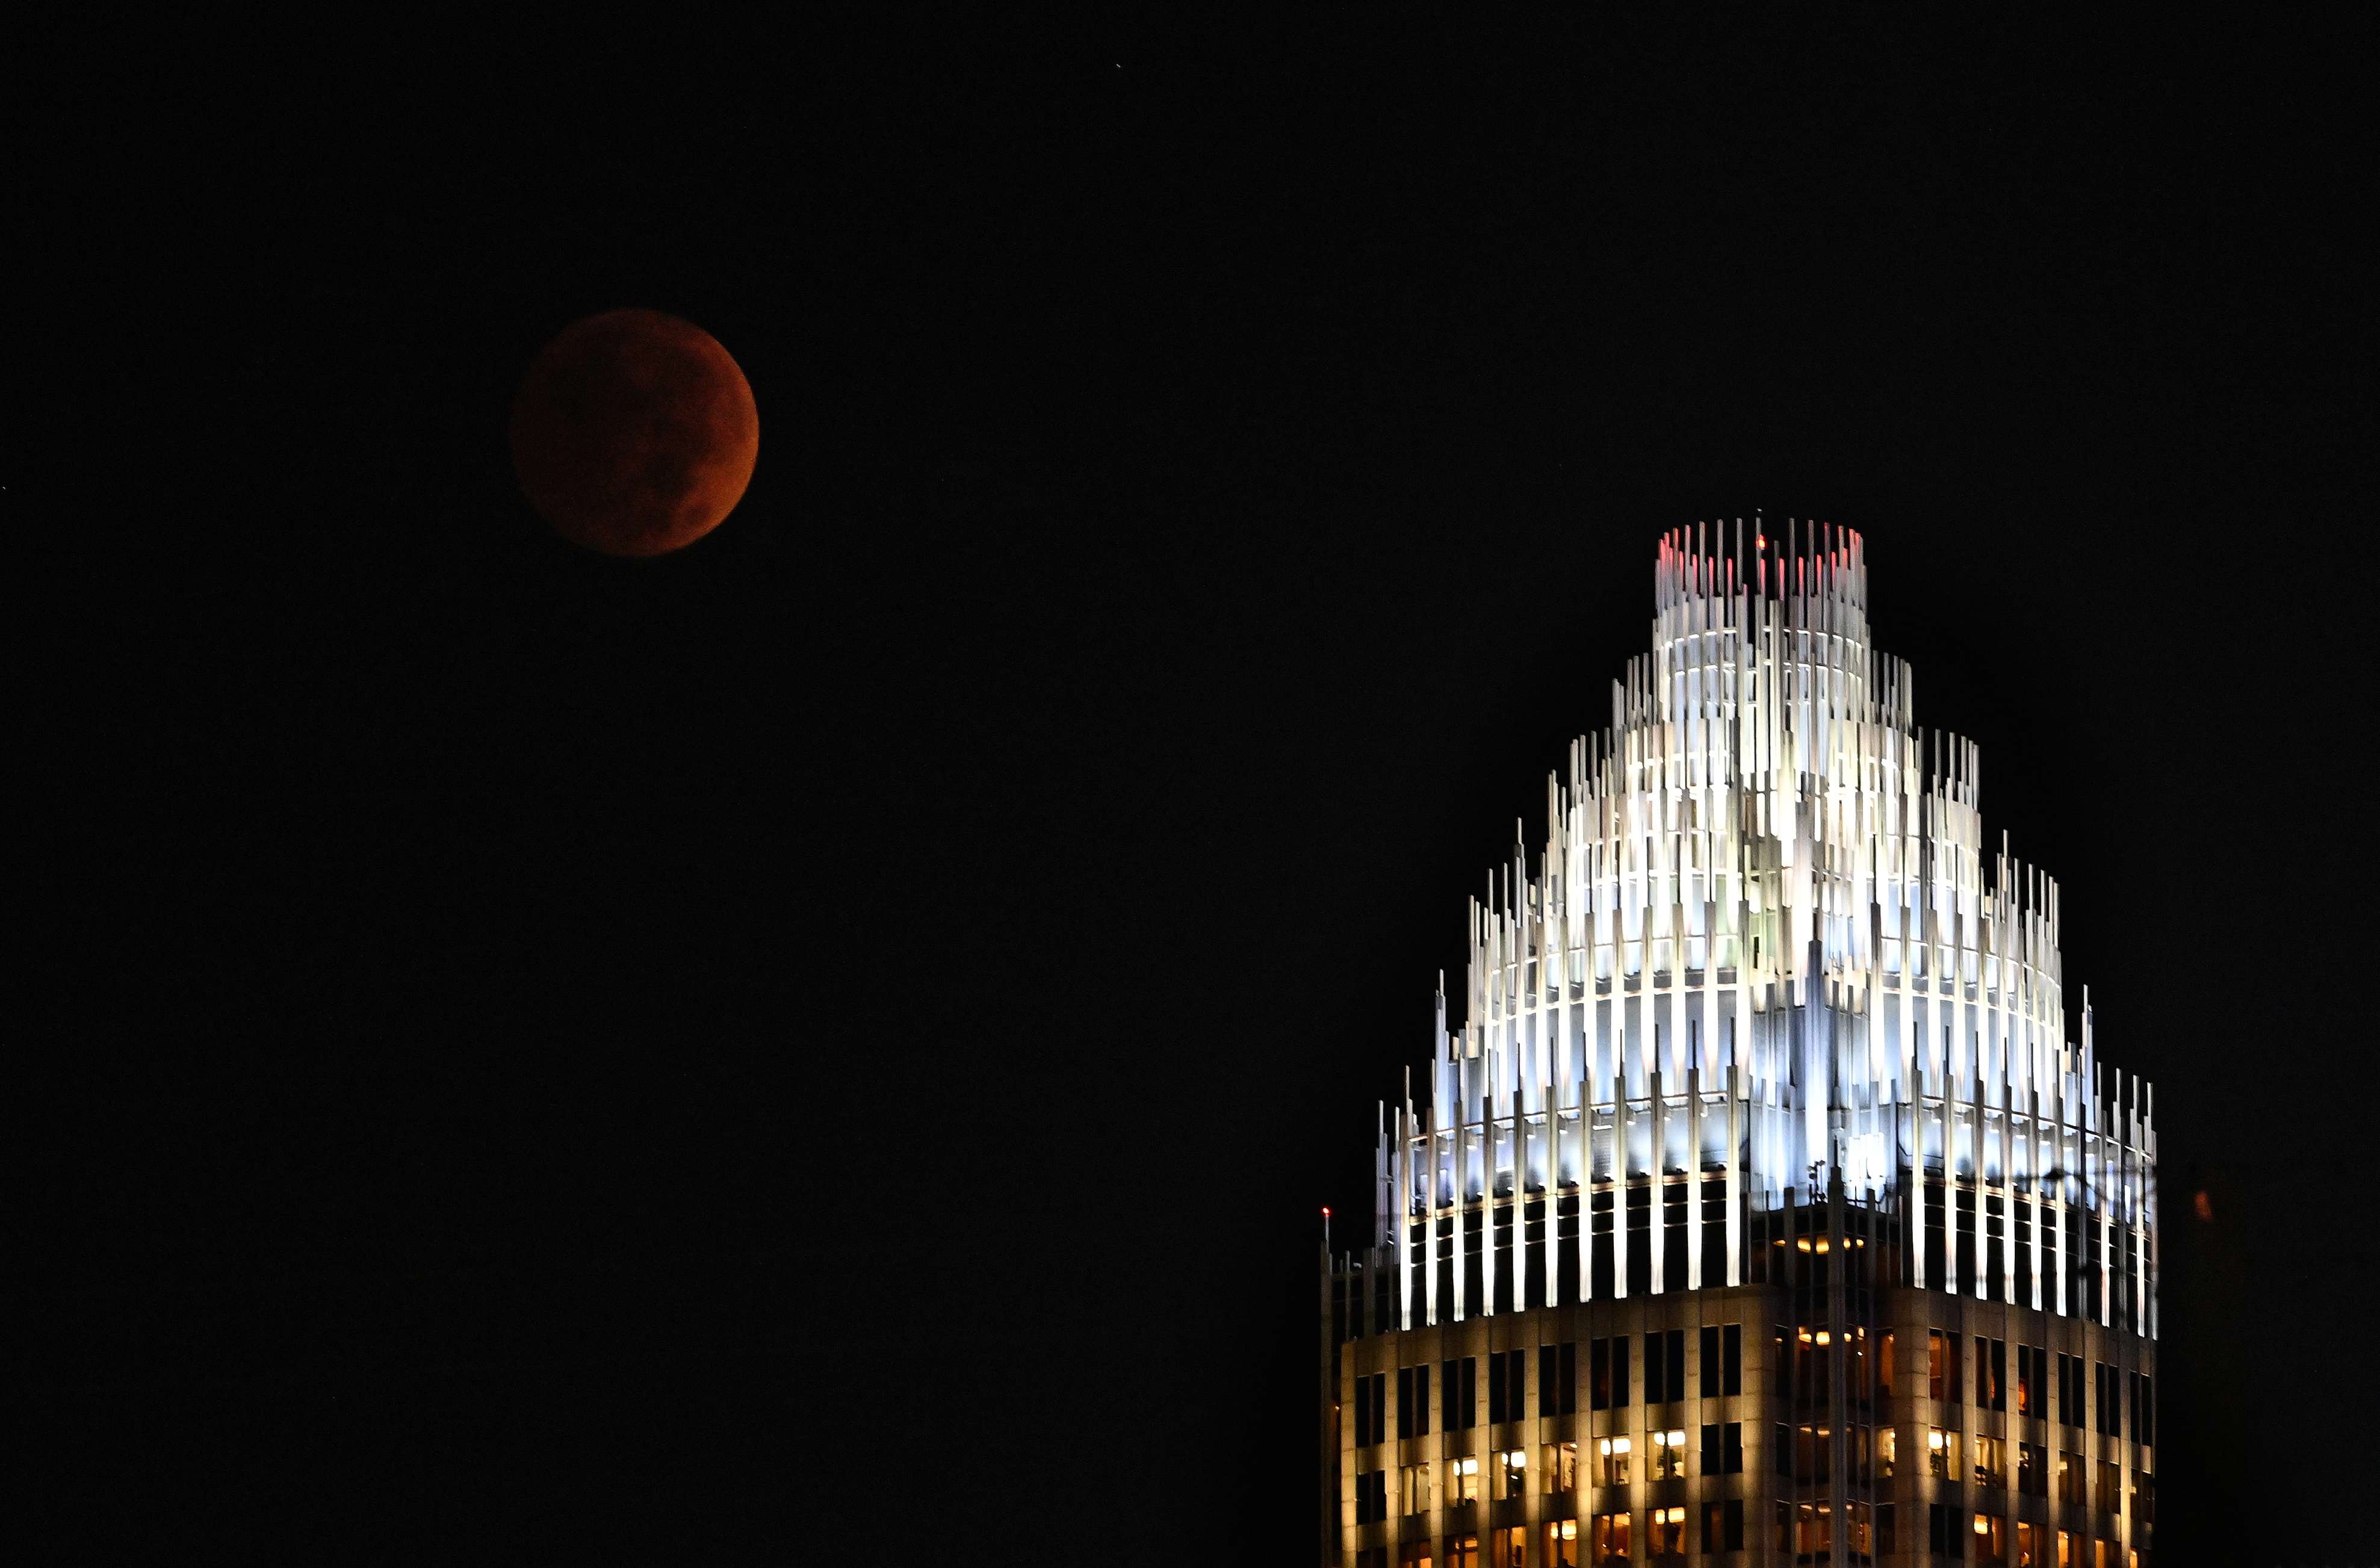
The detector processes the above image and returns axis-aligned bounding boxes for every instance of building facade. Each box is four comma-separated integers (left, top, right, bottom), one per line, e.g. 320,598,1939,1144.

1322,525,2156,1568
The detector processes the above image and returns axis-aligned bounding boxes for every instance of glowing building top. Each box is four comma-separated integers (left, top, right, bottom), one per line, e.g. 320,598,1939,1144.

1372,522,2155,1337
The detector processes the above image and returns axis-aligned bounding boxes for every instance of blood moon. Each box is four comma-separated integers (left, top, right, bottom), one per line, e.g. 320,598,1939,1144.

509,309,759,558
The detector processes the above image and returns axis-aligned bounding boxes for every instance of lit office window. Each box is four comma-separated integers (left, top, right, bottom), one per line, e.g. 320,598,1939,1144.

1540,1440,1577,1493
1650,1428,1686,1480
1494,1450,1527,1501
1597,1435,1631,1486
1972,1434,2006,1485
2015,1344,2044,1417
1489,1526,1525,1568
1878,1425,1897,1478
1399,1462,1432,1517
1590,1512,1631,1566
1544,1519,1581,1568
1448,1455,1481,1506
1649,1505,1687,1555
1443,1533,1480,1568
1927,1427,1960,1479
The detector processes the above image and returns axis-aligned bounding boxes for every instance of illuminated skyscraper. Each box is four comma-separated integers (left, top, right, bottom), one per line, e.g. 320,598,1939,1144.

1323,525,2157,1568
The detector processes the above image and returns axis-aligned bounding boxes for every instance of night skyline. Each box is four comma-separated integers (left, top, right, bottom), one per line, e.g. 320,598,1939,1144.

16,16,2372,1562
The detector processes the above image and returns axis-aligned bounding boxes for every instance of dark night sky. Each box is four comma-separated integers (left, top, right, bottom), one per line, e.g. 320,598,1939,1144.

16,16,2374,1561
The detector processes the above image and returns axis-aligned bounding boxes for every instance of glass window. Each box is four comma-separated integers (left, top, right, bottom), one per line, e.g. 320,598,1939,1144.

1974,1510,2006,1561
1796,1424,1833,1486
1978,1336,2006,1412
1449,1455,1481,1506
2096,1459,2121,1514
1650,1428,1686,1480
1928,1428,1960,1479
1543,1342,1579,1418
2016,1520,2047,1567
1492,1348,1528,1425
1591,1511,1631,1566
1366,1372,1391,1446
1796,1503,1832,1554
1598,1435,1632,1485
1399,1462,1433,1516
1494,1449,1527,1501
1401,1365,1433,1438
1489,1527,1525,1568
1879,1425,1897,1478
1448,1358,1478,1433
2057,1451,2085,1505
1545,1519,1581,1568
1973,1434,2006,1484
1590,1336,1632,1410
1649,1505,1686,1555
1445,1534,1480,1568
2019,1441,2047,1496
1541,1440,1577,1493
1700,1498,1744,1552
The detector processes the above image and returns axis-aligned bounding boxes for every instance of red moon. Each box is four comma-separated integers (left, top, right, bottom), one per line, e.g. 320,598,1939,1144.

509,309,759,558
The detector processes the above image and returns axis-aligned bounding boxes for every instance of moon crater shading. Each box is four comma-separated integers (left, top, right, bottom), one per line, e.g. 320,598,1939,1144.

509,309,758,559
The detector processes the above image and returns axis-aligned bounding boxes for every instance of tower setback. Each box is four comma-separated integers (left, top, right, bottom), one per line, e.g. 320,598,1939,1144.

1323,525,2155,1568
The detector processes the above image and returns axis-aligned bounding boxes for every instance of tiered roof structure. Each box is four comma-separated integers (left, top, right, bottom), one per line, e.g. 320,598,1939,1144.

1374,522,2155,1336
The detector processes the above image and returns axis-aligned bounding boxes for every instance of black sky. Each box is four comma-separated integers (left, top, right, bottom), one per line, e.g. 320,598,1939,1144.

16,15,2375,1561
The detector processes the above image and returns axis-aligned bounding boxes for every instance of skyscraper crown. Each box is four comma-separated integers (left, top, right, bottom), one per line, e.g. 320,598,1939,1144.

1374,523,2152,1334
